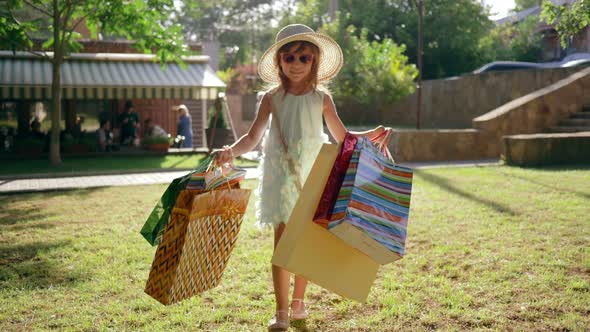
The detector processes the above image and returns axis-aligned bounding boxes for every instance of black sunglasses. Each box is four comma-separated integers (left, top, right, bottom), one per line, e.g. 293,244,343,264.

280,53,314,64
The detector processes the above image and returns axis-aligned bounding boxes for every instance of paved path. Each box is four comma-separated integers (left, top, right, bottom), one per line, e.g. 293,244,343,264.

0,169,262,194
0,159,499,194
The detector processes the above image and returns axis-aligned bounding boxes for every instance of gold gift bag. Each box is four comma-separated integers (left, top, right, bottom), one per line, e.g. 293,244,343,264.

272,144,380,302
145,187,251,305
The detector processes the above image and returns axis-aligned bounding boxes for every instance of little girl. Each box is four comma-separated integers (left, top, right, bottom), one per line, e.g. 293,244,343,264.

214,24,385,331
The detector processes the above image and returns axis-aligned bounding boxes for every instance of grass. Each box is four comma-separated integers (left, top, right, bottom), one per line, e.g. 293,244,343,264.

0,154,258,176
0,166,589,331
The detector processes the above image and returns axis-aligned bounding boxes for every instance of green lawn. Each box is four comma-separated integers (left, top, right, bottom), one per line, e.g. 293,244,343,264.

0,166,588,331
0,154,258,176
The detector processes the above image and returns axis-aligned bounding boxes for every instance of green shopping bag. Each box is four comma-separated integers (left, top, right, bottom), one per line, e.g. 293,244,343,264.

140,155,214,246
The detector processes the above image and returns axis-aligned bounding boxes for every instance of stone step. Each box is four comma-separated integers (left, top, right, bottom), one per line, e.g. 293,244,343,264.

548,126,590,133
559,118,590,126
570,112,590,119
503,132,590,166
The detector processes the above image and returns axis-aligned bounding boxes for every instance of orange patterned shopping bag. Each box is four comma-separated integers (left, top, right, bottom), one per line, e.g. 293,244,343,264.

144,186,251,305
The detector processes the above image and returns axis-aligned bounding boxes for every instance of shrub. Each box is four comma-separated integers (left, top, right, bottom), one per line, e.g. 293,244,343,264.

62,133,96,149
321,22,418,113
141,135,171,146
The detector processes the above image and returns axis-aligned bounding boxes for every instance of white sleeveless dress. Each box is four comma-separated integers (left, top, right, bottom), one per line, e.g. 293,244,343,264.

256,89,329,228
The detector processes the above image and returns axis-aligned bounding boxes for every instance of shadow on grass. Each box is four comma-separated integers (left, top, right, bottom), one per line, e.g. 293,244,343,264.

415,170,519,216
511,164,590,171
0,200,52,227
499,170,590,200
0,240,83,289
0,187,109,229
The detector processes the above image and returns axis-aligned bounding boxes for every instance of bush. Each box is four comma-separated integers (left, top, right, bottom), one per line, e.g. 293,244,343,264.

62,133,96,149
321,22,418,113
478,16,543,63
141,135,171,146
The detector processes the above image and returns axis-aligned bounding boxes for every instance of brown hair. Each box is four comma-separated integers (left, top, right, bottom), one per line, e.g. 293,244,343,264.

275,41,320,93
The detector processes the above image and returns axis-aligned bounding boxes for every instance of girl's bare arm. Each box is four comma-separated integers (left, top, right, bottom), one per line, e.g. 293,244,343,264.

322,94,385,143
213,94,272,163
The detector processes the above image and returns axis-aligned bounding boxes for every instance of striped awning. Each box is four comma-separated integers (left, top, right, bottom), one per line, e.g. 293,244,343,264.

0,52,226,100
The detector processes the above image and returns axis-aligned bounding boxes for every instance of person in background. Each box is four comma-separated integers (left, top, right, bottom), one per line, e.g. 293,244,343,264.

176,104,193,148
144,118,168,138
118,100,140,145
30,119,46,141
72,115,85,138
97,119,115,152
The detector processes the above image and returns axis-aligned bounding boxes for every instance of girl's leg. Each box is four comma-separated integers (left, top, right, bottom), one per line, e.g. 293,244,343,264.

272,223,290,319
291,275,308,316
292,276,307,299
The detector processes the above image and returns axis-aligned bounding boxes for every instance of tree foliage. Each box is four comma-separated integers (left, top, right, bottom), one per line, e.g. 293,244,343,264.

541,0,590,48
478,16,543,63
331,0,493,79
176,0,276,69
321,21,417,111
1,0,188,165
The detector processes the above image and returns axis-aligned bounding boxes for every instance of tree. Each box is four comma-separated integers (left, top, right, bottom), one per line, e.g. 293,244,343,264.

176,0,275,69
319,19,418,114
279,0,329,29
1,0,188,165
326,0,494,79
541,0,590,48
478,15,543,62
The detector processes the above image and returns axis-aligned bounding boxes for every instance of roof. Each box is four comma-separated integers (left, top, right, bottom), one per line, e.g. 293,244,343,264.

494,0,578,25
0,52,225,100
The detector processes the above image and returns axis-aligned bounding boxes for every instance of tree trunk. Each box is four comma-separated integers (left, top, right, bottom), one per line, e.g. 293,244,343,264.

49,0,62,166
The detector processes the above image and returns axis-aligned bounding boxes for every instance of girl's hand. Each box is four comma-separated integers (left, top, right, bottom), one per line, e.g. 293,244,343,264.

212,145,234,165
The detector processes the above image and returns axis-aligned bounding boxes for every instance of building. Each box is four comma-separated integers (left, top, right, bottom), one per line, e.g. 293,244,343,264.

0,50,225,151
495,0,590,61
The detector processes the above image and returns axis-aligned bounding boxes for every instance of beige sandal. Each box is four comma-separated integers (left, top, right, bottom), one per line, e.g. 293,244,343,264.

267,310,289,331
290,298,309,320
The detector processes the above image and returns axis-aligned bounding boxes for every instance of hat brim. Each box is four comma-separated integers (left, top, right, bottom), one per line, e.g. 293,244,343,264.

257,32,343,84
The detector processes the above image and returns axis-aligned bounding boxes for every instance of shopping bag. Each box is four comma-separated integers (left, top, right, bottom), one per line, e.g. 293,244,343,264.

313,131,391,228
272,144,380,303
144,185,251,305
205,165,246,189
313,132,358,228
328,136,413,265
140,156,214,246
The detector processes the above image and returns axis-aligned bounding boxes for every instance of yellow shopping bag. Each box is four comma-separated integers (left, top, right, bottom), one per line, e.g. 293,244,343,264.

272,144,380,302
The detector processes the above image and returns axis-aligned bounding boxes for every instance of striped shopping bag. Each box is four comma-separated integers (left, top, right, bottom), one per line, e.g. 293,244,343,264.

328,136,413,264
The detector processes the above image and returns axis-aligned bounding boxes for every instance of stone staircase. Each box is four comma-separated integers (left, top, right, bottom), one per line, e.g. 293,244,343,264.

549,104,590,133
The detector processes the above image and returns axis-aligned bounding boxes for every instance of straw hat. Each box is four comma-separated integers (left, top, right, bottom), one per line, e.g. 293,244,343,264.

257,24,343,84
